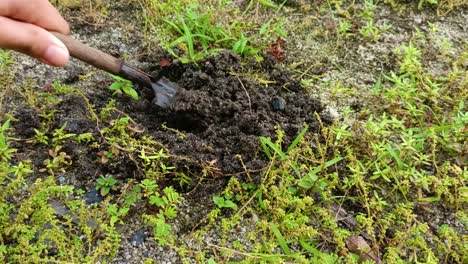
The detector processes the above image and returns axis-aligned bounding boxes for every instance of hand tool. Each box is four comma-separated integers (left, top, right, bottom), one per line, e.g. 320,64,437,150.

52,32,178,108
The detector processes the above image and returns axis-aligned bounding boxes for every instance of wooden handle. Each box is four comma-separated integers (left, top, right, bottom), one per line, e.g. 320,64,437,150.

52,32,121,74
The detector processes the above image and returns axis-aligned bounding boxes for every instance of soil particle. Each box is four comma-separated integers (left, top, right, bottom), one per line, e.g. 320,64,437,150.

56,94,91,120
12,108,41,138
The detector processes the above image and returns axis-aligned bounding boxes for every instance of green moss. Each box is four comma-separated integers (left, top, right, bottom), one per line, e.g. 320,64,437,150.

0,121,120,262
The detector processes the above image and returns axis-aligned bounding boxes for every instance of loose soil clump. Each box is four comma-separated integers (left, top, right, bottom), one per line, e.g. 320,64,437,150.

118,51,329,175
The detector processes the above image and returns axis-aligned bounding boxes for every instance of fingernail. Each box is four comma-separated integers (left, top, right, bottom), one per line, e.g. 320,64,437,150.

43,35,69,66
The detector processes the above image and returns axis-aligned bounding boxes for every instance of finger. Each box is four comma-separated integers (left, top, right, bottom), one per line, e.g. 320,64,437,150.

0,17,69,67
0,0,69,34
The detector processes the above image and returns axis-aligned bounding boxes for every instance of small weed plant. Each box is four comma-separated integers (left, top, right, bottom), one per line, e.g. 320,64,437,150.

213,193,239,211
139,0,286,63
109,75,139,100
142,180,181,246
96,175,118,196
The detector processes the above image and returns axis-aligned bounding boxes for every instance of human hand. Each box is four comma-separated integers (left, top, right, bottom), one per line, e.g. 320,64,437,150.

0,0,70,67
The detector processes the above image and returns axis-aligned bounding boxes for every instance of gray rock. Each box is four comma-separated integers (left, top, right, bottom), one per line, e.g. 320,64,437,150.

84,189,104,205
271,96,286,111
58,176,67,186
49,199,99,229
130,228,148,247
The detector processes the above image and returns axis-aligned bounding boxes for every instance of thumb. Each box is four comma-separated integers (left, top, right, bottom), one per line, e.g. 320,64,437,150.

0,16,69,67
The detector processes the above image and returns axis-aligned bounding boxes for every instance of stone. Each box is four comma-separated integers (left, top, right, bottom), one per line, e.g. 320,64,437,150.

131,228,147,247
271,96,286,111
84,189,104,205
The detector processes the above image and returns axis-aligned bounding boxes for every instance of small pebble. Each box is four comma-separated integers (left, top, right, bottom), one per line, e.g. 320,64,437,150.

84,189,104,205
199,72,210,80
321,75,331,82
30,231,40,244
58,176,66,186
414,16,422,24
131,228,147,247
49,199,71,218
271,96,286,112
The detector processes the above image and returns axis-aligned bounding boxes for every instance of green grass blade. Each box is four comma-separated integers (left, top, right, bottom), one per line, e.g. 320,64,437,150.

270,222,290,255
384,144,404,169
169,36,188,47
259,137,272,159
310,156,343,175
181,20,194,60
191,34,214,41
259,0,279,9
287,125,308,154
163,19,183,35
259,21,272,35
259,137,286,160
299,240,320,256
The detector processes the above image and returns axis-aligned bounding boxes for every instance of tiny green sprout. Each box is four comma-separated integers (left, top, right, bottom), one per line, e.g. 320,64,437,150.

41,146,72,175
11,161,33,178
96,175,118,196
213,194,238,210
34,129,49,145
51,82,75,94
140,184,180,246
149,186,181,210
139,148,169,164
76,189,86,196
0,120,16,162
338,21,352,37
140,179,159,197
109,74,139,100
241,183,256,190
122,184,143,208
0,49,12,62
52,123,76,146
0,49,13,70
108,204,129,227
76,133,95,144
360,21,381,42
105,151,114,159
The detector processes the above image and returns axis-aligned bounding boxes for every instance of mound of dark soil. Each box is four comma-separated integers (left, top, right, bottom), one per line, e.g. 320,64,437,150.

119,52,329,174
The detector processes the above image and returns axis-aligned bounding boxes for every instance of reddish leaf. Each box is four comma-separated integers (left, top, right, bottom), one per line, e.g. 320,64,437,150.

97,150,108,164
40,81,54,93
159,59,172,67
324,20,336,31
268,37,287,61
346,235,381,264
